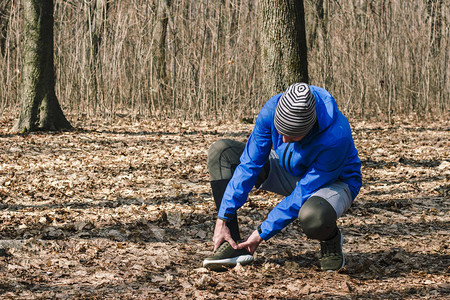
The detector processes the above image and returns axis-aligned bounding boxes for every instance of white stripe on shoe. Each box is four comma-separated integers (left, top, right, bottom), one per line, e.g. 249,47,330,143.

203,254,254,269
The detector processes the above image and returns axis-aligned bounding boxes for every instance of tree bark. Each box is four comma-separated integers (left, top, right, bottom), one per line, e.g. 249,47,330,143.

88,0,109,60
0,0,11,56
155,0,172,103
260,0,309,98
13,0,72,132
427,0,443,56
87,0,109,112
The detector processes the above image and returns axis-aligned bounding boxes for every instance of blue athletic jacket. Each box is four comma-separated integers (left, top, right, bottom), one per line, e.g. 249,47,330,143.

217,86,362,240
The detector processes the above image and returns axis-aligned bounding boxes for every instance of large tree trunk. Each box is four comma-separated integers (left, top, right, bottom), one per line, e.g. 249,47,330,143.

13,0,72,132
260,0,309,97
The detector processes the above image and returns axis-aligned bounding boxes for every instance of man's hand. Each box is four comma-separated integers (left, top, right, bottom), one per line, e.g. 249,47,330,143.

213,218,238,251
236,229,263,255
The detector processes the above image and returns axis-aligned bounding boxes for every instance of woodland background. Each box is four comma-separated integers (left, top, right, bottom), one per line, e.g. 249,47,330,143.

0,0,449,299
0,0,449,121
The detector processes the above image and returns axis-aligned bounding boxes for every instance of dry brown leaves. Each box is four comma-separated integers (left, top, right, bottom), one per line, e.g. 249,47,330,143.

0,115,449,299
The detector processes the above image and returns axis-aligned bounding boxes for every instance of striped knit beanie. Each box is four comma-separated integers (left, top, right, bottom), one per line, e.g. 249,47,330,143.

274,83,317,137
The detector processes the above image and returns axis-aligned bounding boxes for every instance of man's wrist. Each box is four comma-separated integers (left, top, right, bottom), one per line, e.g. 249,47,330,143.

253,228,264,243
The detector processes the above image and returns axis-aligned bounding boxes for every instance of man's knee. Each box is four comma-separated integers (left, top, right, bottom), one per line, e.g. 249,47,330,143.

208,139,245,181
298,196,337,240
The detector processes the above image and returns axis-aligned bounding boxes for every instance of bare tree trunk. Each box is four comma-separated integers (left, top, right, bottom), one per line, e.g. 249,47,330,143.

13,0,72,132
320,0,333,89
155,0,171,105
89,0,108,59
87,0,109,114
427,0,443,55
0,0,12,57
228,0,240,48
260,0,309,97
308,0,323,50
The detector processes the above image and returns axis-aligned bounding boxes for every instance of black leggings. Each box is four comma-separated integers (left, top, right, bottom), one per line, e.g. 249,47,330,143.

207,139,269,241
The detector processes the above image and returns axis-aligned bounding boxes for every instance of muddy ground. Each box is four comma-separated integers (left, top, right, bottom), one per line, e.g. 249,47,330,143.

0,115,449,299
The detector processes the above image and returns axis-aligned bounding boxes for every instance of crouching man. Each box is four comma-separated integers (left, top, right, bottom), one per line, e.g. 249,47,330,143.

203,83,362,271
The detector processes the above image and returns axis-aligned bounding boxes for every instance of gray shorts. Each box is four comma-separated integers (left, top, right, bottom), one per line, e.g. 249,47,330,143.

258,150,352,218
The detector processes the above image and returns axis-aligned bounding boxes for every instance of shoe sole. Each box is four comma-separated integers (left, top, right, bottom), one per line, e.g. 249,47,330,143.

203,254,254,271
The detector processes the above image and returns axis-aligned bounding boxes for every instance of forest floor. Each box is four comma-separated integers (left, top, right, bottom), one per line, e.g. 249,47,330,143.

0,115,449,299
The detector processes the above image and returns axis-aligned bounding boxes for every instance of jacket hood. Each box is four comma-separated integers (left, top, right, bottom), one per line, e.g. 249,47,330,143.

310,85,338,134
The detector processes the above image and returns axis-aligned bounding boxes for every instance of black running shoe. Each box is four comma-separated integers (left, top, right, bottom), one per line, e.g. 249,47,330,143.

319,229,345,271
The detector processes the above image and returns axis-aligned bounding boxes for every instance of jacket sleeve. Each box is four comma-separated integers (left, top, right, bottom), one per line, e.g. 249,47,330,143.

217,106,273,220
258,137,351,240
